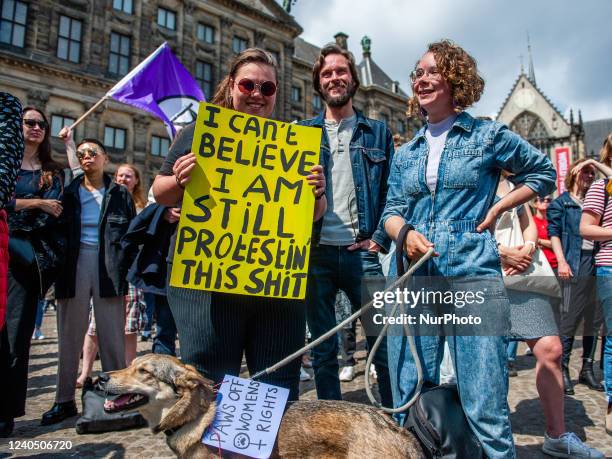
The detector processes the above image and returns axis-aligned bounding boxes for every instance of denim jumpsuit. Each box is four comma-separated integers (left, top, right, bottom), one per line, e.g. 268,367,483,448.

381,112,556,459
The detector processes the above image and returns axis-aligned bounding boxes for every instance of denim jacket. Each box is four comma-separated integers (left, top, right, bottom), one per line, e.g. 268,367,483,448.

299,108,394,251
547,191,584,276
381,111,556,277
56,173,136,299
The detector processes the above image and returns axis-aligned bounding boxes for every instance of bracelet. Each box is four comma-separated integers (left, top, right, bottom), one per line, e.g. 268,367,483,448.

175,174,185,189
315,191,326,201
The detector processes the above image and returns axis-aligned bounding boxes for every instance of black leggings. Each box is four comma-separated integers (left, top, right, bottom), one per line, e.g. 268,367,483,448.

560,250,604,365
0,264,40,420
168,287,305,401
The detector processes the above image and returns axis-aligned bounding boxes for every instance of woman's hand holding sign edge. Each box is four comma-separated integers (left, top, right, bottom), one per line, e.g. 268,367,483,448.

308,164,327,221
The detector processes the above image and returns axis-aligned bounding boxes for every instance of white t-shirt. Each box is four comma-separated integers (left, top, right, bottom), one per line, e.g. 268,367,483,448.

425,114,457,192
79,185,105,247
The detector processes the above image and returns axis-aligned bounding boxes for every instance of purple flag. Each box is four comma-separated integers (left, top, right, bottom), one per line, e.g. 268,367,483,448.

107,42,205,137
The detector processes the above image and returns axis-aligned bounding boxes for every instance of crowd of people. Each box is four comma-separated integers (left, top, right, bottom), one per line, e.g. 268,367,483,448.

0,38,610,459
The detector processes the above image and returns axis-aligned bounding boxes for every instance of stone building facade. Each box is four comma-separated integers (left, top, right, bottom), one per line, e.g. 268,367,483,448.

0,0,411,186
496,45,585,181
497,72,585,166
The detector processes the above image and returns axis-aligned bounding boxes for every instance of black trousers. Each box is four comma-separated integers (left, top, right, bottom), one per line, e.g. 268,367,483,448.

560,250,604,366
168,287,305,401
0,264,40,420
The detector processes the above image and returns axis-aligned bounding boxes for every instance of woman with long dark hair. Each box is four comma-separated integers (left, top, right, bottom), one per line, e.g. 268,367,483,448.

153,48,326,400
0,107,66,437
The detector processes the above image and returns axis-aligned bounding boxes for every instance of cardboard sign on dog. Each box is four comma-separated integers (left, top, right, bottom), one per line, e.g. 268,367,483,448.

170,103,321,299
202,376,289,458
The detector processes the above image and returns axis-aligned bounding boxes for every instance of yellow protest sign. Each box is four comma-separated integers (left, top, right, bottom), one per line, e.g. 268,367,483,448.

170,103,322,299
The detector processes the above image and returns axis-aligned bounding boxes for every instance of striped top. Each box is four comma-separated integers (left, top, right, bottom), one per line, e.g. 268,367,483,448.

583,178,612,266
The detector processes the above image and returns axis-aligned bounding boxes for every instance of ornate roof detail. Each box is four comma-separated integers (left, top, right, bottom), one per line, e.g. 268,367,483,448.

357,36,406,97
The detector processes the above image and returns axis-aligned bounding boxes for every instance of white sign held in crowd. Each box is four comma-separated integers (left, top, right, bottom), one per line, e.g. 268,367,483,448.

202,375,289,459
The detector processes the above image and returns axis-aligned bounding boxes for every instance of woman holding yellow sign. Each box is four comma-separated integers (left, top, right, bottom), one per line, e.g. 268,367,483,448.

153,48,326,400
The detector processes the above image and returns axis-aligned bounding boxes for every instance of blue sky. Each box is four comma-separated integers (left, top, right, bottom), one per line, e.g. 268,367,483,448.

280,0,612,122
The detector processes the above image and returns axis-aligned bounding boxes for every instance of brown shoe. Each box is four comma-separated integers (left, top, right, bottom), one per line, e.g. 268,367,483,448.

606,402,612,436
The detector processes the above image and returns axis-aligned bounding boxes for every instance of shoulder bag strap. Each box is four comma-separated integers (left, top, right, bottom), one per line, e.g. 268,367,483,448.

395,224,414,276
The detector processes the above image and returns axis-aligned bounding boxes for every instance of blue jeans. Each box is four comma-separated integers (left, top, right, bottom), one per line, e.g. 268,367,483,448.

152,295,177,356
507,340,518,362
34,300,44,329
306,245,392,407
595,266,612,402
142,292,156,336
386,226,514,459
389,334,514,458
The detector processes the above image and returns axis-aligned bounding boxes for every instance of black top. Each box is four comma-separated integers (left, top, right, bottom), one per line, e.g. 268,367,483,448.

56,173,136,299
159,123,196,176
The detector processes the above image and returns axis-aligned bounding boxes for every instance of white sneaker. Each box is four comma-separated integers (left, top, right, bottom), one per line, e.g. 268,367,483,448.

339,365,355,382
524,347,533,356
299,367,311,381
32,329,45,340
542,432,604,458
369,365,377,379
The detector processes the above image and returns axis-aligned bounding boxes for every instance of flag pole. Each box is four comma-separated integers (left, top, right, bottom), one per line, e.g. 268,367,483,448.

69,95,109,130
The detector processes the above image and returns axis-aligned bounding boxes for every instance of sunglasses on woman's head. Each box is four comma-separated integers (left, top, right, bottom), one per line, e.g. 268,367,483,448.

236,78,277,97
76,148,100,160
23,119,48,130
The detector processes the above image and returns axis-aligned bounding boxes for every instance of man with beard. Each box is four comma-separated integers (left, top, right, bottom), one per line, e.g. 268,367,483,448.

299,44,394,406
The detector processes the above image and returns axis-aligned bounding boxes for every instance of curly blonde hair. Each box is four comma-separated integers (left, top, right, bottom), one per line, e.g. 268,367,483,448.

407,40,485,118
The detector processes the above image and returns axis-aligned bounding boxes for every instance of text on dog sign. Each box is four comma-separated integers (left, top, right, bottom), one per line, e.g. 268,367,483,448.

202,375,289,459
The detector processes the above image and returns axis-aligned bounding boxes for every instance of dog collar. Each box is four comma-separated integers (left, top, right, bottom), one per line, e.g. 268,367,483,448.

163,427,180,437
153,424,180,437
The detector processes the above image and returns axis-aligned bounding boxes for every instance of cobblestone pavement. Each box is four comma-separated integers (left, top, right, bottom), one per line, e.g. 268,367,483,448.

1,310,610,458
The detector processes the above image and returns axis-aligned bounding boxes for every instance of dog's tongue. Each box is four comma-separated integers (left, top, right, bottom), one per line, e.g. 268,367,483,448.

104,394,133,411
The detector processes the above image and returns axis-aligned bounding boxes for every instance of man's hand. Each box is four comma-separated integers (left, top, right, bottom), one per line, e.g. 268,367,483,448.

163,207,181,224
347,239,381,253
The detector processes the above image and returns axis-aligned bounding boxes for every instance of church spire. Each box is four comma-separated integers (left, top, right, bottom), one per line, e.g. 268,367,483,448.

527,32,536,86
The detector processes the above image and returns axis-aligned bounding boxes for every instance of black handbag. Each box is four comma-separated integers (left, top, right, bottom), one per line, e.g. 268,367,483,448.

405,382,483,459
75,377,147,434
8,235,36,269
396,225,484,459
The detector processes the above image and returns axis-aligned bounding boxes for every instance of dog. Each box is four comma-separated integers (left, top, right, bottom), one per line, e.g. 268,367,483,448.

98,354,424,458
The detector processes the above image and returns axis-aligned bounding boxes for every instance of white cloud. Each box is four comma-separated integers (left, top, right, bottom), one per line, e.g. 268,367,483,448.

282,0,612,122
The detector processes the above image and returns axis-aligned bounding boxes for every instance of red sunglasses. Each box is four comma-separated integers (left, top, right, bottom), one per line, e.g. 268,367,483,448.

236,78,277,97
